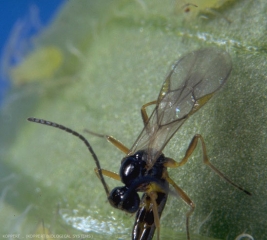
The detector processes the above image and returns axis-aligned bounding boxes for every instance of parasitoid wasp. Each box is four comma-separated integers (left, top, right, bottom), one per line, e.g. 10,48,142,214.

28,48,251,240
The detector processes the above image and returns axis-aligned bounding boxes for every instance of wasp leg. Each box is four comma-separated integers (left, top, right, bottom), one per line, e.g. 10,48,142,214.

141,100,157,126
84,99,158,153
94,168,121,195
165,174,195,240
170,134,251,195
84,129,130,154
94,168,121,181
148,191,161,240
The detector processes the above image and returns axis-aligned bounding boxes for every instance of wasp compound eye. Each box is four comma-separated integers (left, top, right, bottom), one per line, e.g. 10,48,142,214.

108,186,140,213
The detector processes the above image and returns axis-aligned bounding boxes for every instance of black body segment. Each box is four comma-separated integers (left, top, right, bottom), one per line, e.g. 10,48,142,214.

132,192,168,240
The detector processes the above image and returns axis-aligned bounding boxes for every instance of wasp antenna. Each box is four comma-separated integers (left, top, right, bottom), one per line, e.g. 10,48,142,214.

27,117,110,196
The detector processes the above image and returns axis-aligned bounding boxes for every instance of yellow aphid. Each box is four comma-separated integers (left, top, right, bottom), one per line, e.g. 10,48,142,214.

176,0,233,18
11,46,63,85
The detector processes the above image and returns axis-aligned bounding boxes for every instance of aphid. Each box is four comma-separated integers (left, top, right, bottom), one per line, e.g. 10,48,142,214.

181,3,198,13
28,48,251,240
11,46,63,85
177,0,233,22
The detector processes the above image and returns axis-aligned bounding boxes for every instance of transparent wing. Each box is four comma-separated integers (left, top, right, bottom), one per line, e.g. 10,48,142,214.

129,48,232,167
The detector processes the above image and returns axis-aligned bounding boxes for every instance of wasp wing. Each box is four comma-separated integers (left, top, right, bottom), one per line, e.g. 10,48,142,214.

129,48,232,167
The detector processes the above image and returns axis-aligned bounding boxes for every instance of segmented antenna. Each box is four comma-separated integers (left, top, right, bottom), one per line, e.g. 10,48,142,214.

27,117,110,196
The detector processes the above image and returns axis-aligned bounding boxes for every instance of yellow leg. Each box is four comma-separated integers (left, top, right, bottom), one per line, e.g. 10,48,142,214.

94,168,121,181
162,134,251,239
175,134,251,195
94,168,121,195
141,100,157,126
148,191,160,240
165,173,195,240
84,129,130,154
84,99,157,153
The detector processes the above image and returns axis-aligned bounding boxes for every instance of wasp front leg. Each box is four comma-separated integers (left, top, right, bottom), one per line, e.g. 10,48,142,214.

94,168,121,182
85,100,158,153
84,129,130,154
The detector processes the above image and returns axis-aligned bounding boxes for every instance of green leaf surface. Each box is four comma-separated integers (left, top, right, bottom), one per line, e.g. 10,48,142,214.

1,0,266,239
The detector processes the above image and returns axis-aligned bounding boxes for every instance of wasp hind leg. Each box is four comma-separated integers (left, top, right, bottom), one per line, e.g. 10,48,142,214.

163,134,252,239
171,134,251,195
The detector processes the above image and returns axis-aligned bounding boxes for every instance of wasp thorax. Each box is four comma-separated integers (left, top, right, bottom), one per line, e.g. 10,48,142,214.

120,152,146,186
